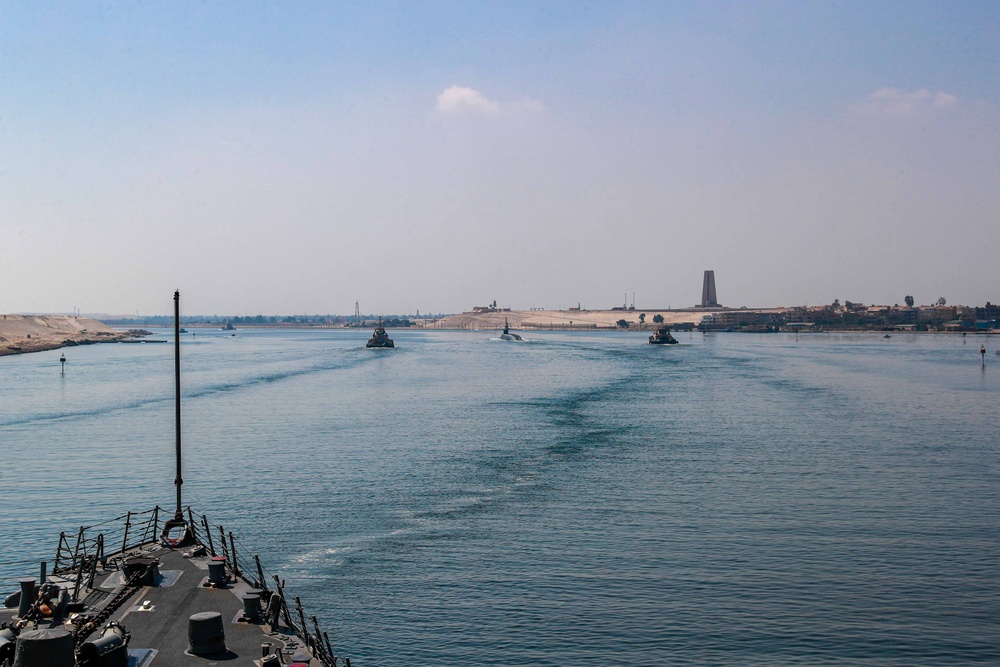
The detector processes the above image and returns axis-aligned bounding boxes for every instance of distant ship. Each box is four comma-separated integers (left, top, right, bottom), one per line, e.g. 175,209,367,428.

499,318,522,341
649,325,678,345
221,322,235,331
366,320,395,348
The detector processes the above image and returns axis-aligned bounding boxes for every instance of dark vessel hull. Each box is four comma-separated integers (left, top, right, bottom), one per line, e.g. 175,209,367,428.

366,324,394,348
649,327,678,345
500,318,522,341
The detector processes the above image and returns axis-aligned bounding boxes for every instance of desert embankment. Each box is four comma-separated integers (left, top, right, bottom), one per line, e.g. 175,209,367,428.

0,315,125,356
429,309,719,330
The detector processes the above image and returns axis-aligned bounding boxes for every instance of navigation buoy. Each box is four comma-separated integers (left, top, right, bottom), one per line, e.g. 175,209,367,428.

59,354,66,374
981,344,986,365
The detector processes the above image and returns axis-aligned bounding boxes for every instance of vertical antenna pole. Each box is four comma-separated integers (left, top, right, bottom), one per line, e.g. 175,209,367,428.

174,290,183,520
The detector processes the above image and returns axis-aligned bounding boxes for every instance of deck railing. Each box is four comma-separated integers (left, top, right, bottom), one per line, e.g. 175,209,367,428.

42,506,342,667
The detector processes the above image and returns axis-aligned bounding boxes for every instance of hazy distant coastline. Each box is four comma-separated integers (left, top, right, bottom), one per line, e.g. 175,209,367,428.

428,302,997,333
5,298,994,356
429,308,717,330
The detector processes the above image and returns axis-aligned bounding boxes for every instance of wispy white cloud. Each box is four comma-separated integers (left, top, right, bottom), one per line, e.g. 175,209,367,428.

518,97,545,113
437,85,501,115
933,91,957,108
852,87,958,116
436,85,544,116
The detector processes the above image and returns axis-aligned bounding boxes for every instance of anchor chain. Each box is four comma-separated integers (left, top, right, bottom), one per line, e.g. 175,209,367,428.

12,583,58,631
71,567,146,649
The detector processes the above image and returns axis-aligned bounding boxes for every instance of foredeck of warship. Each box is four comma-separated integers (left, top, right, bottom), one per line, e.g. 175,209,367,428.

3,538,329,666
4,296,339,666
110,545,314,666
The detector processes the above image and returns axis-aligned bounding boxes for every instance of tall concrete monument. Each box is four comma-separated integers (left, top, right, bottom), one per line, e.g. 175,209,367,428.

700,270,720,307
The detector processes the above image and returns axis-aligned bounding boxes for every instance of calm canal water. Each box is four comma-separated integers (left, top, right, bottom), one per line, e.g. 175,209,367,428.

1,329,998,665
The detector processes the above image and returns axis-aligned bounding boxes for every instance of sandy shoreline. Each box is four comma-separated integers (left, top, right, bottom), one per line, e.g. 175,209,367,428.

0,315,129,356
428,308,729,330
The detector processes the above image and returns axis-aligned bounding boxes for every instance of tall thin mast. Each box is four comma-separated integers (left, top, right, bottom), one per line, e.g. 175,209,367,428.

174,290,183,518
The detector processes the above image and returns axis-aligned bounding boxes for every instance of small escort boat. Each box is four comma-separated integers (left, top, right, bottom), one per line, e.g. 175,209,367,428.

499,318,522,341
366,320,394,348
649,326,678,345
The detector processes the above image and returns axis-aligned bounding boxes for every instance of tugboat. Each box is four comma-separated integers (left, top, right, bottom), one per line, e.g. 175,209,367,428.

0,292,343,667
366,319,394,348
499,318,522,341
649,325,679,345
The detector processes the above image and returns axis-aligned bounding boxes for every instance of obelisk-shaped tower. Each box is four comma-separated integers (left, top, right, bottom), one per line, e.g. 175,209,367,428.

701,270,719,307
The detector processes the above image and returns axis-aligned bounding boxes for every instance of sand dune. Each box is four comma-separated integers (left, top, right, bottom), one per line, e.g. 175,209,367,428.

0,315,124,356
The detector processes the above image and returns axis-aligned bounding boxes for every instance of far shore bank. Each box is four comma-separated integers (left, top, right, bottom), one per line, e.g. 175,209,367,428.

17,306,993,341
427,308,727,330
425,307,996,334
0,315,135,357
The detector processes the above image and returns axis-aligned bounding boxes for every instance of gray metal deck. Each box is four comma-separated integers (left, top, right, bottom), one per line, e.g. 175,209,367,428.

4,543,324,666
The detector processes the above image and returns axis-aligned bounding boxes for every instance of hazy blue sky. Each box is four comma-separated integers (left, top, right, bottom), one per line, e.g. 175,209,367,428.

2,2,998,315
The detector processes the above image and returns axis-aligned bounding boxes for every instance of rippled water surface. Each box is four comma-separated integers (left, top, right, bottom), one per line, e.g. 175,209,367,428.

2,329,998,665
